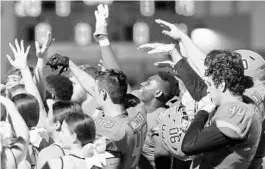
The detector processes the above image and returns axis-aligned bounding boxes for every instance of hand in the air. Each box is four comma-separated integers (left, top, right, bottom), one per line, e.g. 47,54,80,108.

46,54,69,75
7,39,30,70
155,19,184,41
35,31,55,60
154,60,175,69
138,43,175,55
97,60,106,71
94,4,109,41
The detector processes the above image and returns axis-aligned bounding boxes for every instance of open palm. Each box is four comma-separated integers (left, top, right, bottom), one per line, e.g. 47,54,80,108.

7,39,30,70
155,19,183,40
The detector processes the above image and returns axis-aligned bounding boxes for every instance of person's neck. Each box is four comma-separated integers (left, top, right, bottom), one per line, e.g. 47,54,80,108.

52,131,61,144
103,102,126,117
144,99,164,113
70,144,83,157
220,92,242,105
81,96,94,110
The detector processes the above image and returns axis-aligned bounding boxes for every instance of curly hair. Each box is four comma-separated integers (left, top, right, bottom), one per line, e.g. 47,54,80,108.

204,50,249,96
95,69,128,104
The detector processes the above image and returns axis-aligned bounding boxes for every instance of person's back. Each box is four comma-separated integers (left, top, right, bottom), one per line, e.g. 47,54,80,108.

95,104,147,169
201,101,262,169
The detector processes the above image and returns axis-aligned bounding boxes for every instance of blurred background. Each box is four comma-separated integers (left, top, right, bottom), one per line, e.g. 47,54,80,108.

1,0,265,89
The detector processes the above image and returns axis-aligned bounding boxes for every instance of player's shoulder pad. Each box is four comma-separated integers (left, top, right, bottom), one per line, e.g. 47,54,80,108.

213,102,254,139
245,81,265,104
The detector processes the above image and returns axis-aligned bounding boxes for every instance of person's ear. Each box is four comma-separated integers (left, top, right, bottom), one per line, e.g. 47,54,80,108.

55,121,61,130
220,81,226,93
101,90,107,101
154,90,163,98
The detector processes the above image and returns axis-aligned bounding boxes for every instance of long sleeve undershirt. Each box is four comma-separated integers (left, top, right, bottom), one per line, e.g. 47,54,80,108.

173,58,207,101
181,110,242,156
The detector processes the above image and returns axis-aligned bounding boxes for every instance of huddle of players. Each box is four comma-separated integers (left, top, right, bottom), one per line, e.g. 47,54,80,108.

2,3,265,169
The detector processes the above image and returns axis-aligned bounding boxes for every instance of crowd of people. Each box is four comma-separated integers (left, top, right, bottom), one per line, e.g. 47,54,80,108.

1,4,265,169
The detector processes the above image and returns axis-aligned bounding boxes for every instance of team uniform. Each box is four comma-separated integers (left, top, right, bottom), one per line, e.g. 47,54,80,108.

138,92,210,169
139,107,166,169
244,80,265,169
94,104,147,169
194,101,262,169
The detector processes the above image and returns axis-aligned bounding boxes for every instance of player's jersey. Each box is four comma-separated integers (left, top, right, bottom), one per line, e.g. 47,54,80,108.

244,80,265,120
95,104,147,169
199,101,262,169
244,80,265,169
155,93,212,161
158,100,196,161
139,107,166,169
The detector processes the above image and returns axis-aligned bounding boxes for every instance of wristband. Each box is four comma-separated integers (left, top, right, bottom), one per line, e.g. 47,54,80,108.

99,38,110,47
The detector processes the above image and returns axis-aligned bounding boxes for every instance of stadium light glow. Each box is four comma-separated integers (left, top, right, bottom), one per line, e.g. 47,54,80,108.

175,0,195,16
35,23,52,46
191,28,221,53
25,0,42,17
56,1,71,17
75,23,92,46
15,1,27,17
83,0,98,5
140,0,155,17
133,22,149,45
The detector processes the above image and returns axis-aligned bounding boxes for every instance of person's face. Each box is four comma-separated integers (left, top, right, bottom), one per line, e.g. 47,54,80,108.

59,121,75,148
134,76,161,103
69,75,87,103
5,75,22,90
44,99,57,136
206,76,223,106
93,81,104,110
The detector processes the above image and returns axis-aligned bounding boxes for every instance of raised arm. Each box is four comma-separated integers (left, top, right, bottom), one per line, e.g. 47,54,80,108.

94,4,133,92
0,95,29,163
69,60,96,97
139,42,207,101
155,19,206,77
33,32,54,100
6,39,47,126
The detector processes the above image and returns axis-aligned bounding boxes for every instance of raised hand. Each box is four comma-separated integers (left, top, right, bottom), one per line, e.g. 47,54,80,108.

97,60,106,71
155,19,183,41
94,4,109,41
138,43,175,55
35,31,55,59
46,53,69,75
6,39,30,70
154,60,175,69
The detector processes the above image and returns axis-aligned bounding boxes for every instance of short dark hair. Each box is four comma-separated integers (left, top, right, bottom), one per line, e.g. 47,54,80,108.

46,75,73,101
7,66,34,78
65,113,95,146
204,50,250,96
8,84,25,98
68,65,98,79
12,93,39,128
157,71,180,102
52,101,83,126
79,64,98,79
95,69,128,104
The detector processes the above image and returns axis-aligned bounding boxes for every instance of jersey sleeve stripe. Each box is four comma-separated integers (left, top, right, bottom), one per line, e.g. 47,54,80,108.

216,120,244,139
